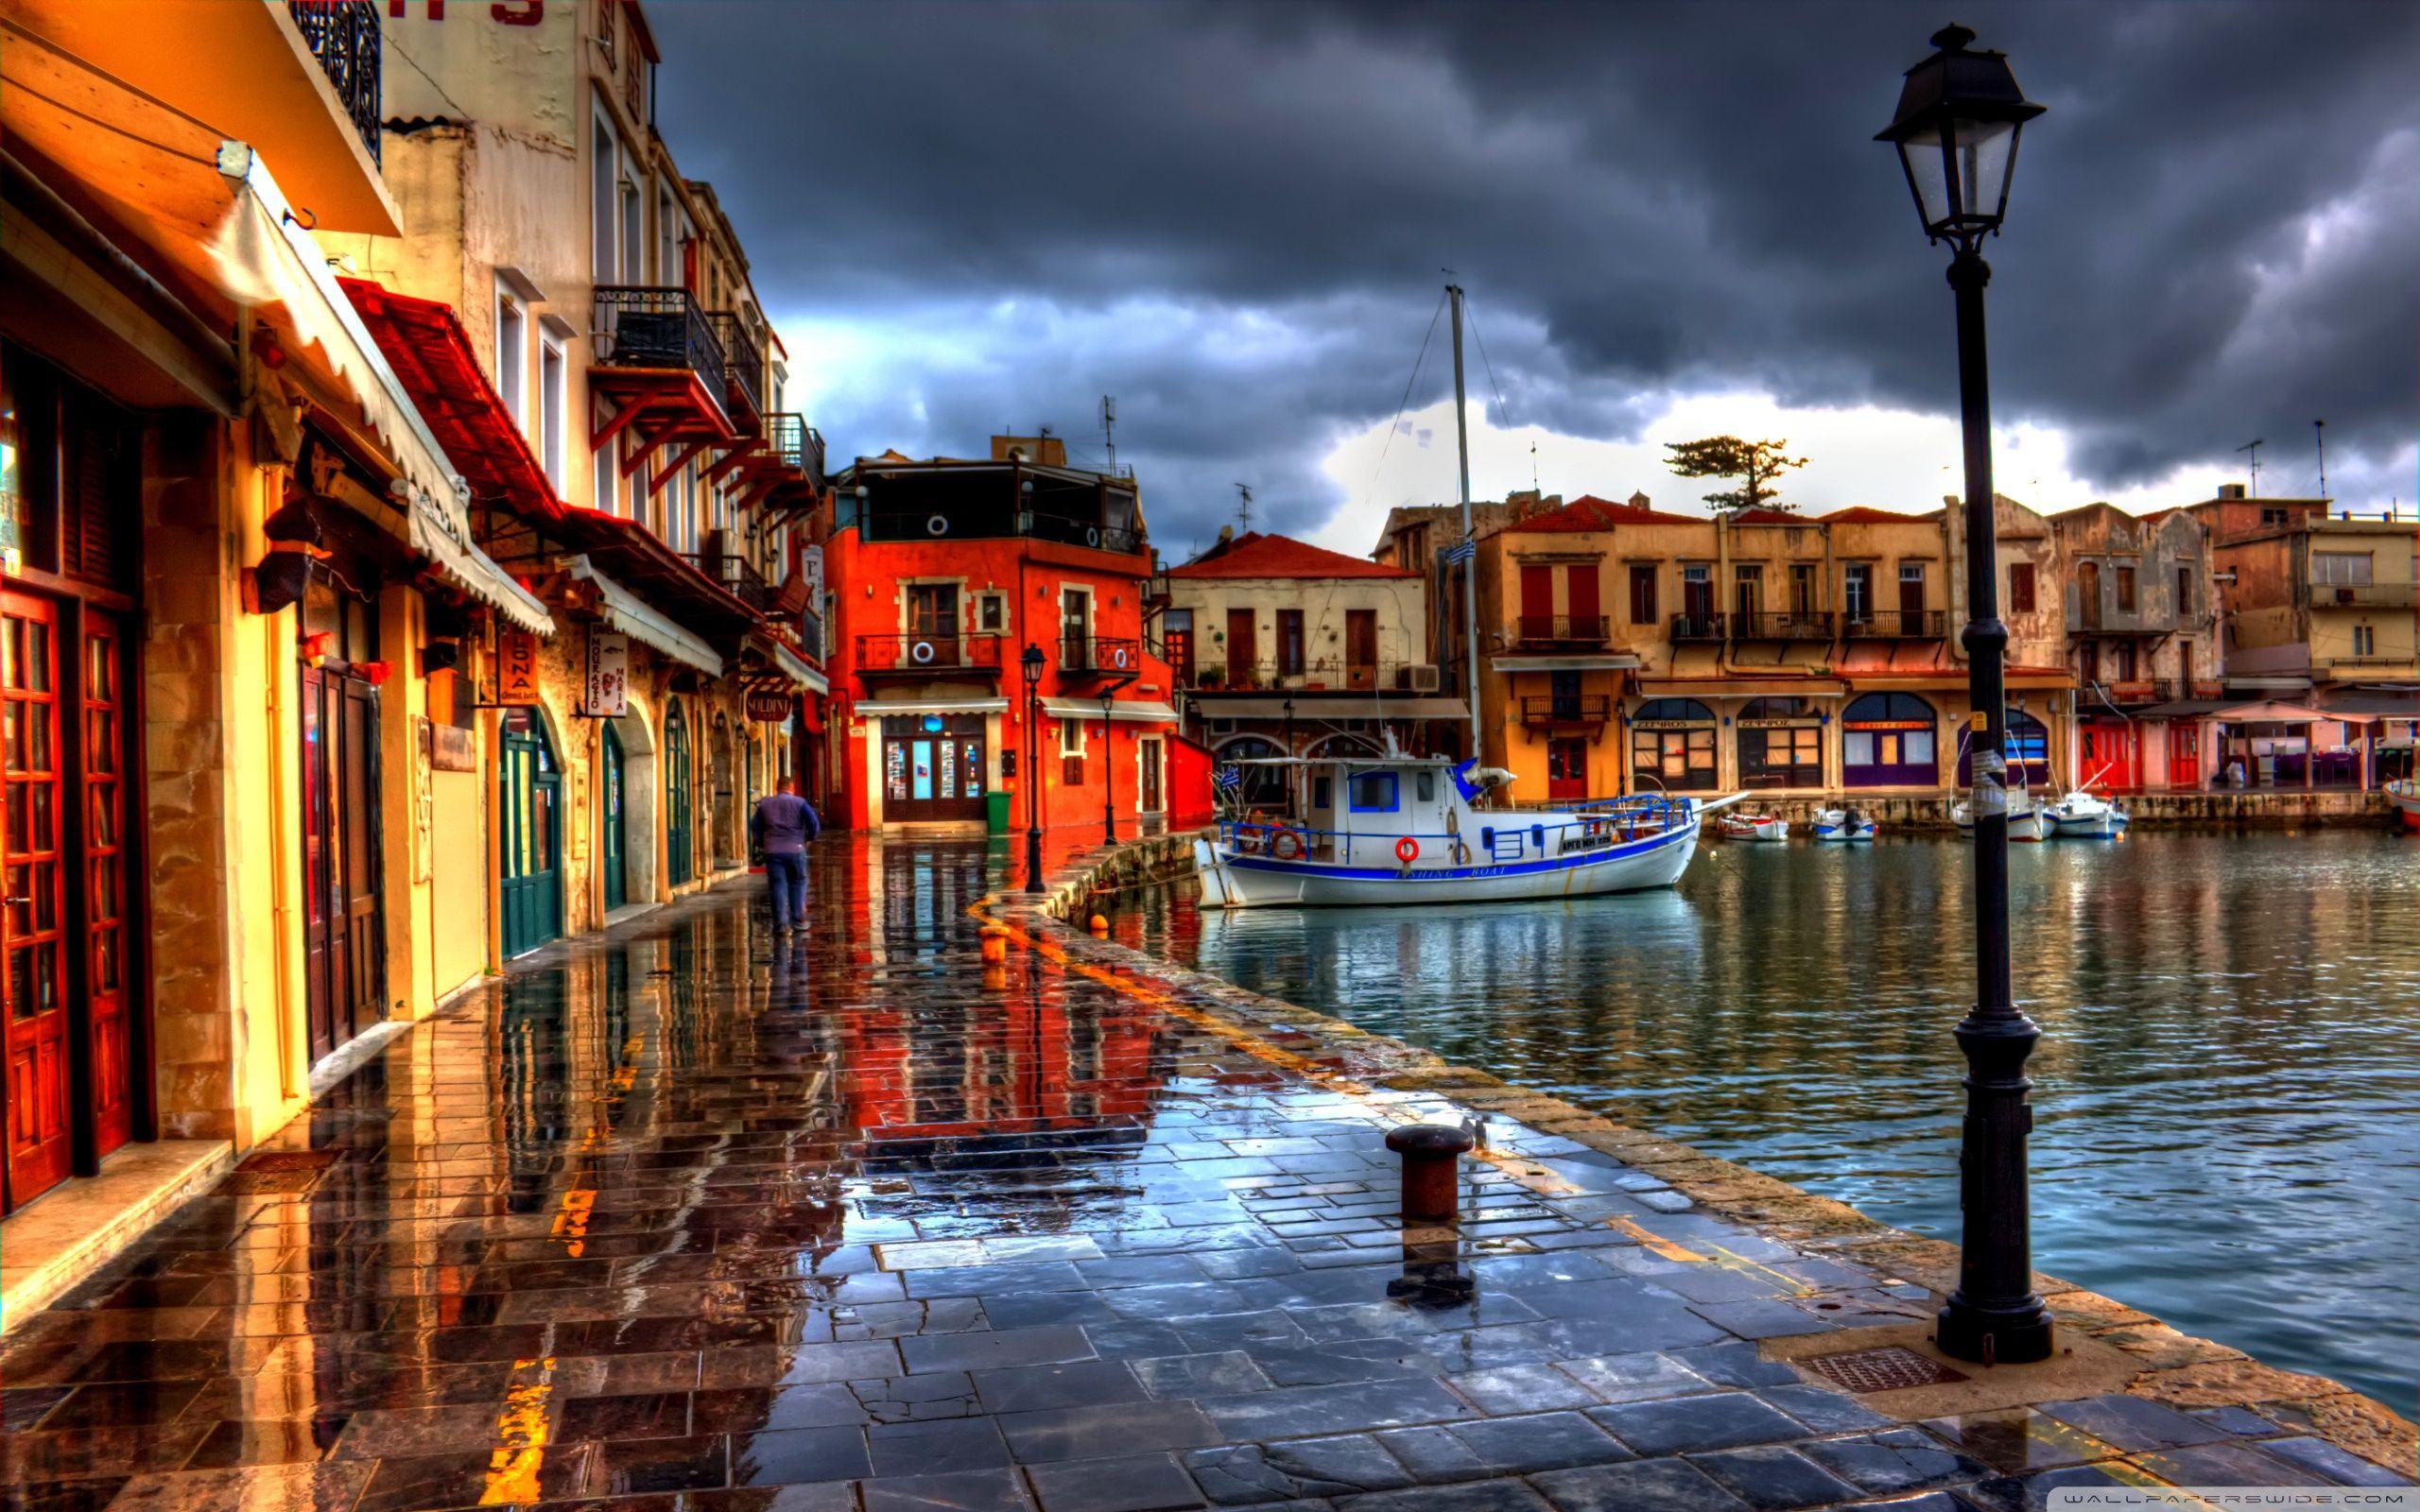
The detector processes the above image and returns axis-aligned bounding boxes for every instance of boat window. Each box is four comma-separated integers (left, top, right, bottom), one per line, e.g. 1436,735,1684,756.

1348,772,1399,813
1312,777,1332,810
1415,770,1436,803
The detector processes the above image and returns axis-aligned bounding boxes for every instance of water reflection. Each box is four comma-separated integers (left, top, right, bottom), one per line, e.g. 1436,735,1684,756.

1135,831,2420,1407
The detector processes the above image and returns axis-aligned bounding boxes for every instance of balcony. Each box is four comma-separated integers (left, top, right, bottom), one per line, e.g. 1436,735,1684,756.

1668,613,1726,642
799,609,824,663
1192,660,1439,695
2098,679,2176,707
684,553,770,614
1512,615,1611,648
1060,636,1150,680
705,311,766,423
1733,610,1835,640
286,1,381,166
1022,510,1142,557
2309,580,2419,610
1520,696,1613,729
1844,610,1946,638
765,413,828,490
856,632,1004,680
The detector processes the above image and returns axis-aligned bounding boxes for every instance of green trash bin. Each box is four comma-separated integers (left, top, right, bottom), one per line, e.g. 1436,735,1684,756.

987,790,1012,834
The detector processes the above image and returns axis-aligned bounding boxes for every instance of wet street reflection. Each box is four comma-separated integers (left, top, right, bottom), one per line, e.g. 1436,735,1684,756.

1,834,2407,1509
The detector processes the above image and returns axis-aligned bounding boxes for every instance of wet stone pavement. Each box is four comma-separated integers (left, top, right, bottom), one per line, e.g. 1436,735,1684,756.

2,835,2408,1511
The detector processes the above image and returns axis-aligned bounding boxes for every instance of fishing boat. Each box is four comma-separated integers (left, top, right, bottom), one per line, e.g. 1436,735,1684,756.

2045,787,2129,838
1718,813,1789,842
1192,280,1738,911
1812,808,1878,842
2387,779,2420,833
1193,748,1725,909
1952,789,2053,842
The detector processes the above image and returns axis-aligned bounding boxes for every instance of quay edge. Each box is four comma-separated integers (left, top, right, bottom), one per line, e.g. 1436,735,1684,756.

1000,830,2419,1474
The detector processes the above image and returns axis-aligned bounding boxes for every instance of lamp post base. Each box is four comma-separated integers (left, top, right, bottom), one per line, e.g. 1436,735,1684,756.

1937,1294,2054,1366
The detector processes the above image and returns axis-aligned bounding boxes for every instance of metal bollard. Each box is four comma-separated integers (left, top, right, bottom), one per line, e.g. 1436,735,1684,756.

1385,1123,1476,1225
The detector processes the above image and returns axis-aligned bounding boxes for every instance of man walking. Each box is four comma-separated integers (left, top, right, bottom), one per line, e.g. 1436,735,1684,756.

750,778,821,931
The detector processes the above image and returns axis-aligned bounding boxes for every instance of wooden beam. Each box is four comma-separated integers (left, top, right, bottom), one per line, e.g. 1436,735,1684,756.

620,424,683,480
589,398,648,454
647,438,717,497
702,444,756,489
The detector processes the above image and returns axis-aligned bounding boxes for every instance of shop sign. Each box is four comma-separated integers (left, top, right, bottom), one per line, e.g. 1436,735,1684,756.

746,690,794,722
497,628,540,703
582,630,629,717
1737,717,1821,729
1846,718,1933,731
1630,719,1711,731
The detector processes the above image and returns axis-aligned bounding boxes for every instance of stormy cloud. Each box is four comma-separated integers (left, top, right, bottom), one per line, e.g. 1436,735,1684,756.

654,1,2419,552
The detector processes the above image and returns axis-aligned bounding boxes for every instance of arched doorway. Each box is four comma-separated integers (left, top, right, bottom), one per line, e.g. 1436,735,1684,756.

1737,696,1824,789
1628,698,1719,791
600,720,627,912
1957,705,2053,789
498,707,563,956
711,713,739,868
1843,693,1938,787
1215,735,1288,812
665,699,693,887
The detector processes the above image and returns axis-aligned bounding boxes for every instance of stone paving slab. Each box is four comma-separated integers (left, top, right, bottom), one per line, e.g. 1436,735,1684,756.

0,837,2407,1511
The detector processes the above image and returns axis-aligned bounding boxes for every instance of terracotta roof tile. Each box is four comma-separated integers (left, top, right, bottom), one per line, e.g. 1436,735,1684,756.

1511,493,1705,532
1166,532,1420,580
1818,505,1944,524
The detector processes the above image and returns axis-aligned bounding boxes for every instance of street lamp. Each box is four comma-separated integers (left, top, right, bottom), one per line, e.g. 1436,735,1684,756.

1100,692,1117,844
1877,23,2052,1367
1022,644,1047,893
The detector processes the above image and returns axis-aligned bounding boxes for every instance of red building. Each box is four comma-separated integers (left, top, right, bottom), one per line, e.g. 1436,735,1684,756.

819,437,1207,832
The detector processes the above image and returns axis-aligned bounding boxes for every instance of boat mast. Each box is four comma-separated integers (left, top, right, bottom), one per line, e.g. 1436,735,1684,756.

1448,284,1481,765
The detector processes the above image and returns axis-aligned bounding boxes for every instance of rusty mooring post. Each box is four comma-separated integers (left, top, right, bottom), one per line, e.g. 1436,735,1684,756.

1385,1123,1475,1225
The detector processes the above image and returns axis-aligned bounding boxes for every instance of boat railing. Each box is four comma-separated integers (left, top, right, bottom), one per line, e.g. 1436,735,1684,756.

1217,795,1694,868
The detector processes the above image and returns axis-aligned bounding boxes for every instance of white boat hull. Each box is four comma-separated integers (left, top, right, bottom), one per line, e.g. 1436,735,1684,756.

1195,821,1701,909
2048,809,2122,838
1954,798,2051,840
1812,810,1877,842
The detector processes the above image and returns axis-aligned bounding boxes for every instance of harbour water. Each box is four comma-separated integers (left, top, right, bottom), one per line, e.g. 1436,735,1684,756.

1123,829,2420,1408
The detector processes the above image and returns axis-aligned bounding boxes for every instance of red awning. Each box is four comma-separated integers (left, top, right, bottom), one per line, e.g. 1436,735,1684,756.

548,507,761,643
338,278,564,525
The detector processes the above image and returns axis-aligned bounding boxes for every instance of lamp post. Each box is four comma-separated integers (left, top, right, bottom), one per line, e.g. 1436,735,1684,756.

1100,692,1117,844
1022,644,1046,893
1877,23,2051,1367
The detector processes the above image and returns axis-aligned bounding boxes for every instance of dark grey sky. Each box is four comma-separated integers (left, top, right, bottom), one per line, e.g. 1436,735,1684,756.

655,1,2418,551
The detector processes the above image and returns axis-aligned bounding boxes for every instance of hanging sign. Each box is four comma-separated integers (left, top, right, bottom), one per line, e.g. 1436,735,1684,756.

497,628,540,704
746,689,794,722
583,630,629,717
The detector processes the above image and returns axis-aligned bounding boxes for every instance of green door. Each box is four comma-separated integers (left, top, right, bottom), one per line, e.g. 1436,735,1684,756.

499,707,562,956
600,720,627,912
666,700,692,887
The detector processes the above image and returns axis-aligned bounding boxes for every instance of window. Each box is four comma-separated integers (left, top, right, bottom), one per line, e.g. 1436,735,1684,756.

1739,726,1823,788
2176,566,2191,616
2354,625,2376,658
1277,609,1305,677
1628,564,1658,625
1789,562,1816,616
620,170,645,287
1841,692,1938,788
1347,772,1399,813
591,113,618,280
494,289,526,426
2260,507,2290,526
2313,552,2373,585
1312,777,1333,810
2008,561,2035,613
1629,698,1718,793
2116,565,2136,612
1733,563,1761,619
657,186,678,285
1415,771,1436,804
539,334,566,492
1681,563,1713,624
1844,563,1873,621
1898,561,1926,607
1060,716,1085,757
977,592,1007,634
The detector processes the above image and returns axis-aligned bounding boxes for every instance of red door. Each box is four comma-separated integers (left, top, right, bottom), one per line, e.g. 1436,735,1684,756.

3,591,71,1210
1519,563,1554,641
1564,565,1600,640
2080,720,2135,790
2168,723,2201,789
81,615,130,1158
1224,609,1255,685
1547,737,1588,801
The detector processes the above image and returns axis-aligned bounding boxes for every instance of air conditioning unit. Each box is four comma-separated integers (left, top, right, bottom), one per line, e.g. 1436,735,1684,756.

1407,663,1442,693
2335,588,2355,604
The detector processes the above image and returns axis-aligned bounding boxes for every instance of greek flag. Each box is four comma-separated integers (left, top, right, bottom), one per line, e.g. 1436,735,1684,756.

1441,539,1476,566
1215,765,1243,791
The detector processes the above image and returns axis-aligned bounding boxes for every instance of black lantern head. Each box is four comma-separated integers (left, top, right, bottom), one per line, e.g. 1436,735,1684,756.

1021,644,1047,686
1876,24,2044,247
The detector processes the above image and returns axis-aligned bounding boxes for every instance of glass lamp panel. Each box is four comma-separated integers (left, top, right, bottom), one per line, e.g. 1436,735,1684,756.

1897,124,1953,230
1952,116,2018,221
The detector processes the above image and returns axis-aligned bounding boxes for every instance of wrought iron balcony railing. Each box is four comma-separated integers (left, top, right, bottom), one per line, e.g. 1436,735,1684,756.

1733,610,1836,639
683,553,770,613
1512,614,1611,647
856,632,1005,675
286,1,382,166
705,311,765,421
1188,659,1439,694
1520,696,1614,726
764,414,829,488
1060,636,1149,678
1843,610,1947,638
1668,612,1726,642
1020,510,1142,556
594,286,728,406
2309,580,2419,610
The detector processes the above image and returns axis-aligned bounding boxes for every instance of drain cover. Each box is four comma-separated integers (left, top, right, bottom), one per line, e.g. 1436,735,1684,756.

1801,1346,1968,1393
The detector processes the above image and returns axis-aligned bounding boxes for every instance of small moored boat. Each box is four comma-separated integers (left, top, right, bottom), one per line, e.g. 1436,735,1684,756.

1953,789,2052,842
1812,808,1877,842
2045,788,2130,838
2388,779,2420,833
1719,813,1789,843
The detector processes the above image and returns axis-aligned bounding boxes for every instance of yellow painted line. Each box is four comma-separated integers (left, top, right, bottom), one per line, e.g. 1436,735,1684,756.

1701,1244,1812,1294
1606,1214,1707,1263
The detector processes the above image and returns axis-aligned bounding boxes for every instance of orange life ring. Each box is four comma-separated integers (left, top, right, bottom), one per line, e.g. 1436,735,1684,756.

1272,830,1305,861
1393,836,1420,865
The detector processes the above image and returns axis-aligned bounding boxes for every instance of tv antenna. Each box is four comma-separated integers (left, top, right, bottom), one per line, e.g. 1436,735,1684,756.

1233,482,1253,531
2236,437,2264,496
2312,419,2326,497
1099,395,1117,472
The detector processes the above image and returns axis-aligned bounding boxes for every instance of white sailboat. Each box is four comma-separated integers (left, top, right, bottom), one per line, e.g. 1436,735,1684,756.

1191,284,1737,909
1952,788,2052,841
2044,764,2130,837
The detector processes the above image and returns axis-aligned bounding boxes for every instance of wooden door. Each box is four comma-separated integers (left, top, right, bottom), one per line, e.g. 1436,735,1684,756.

80,615,131,1159
2079,561,2101,629
2169,723,2202,788
3,591,70,1209
499,711,562,957
883,716,985,822
1897,565,1925,620
300,666,349,1061
1061,590,1092,671
1166,629,1194,687
338,679,383,1033
1345,610,1376,689
1138,739,1163,813
601,721,627,911
666,704,692,885
1224,609,1255,685
1564,565,1600,637
1519,563,1553,640
1547,737,1587,801
908,584,959,666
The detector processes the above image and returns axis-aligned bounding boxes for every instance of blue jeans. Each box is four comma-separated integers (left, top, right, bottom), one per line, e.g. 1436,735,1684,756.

764,851,807,928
